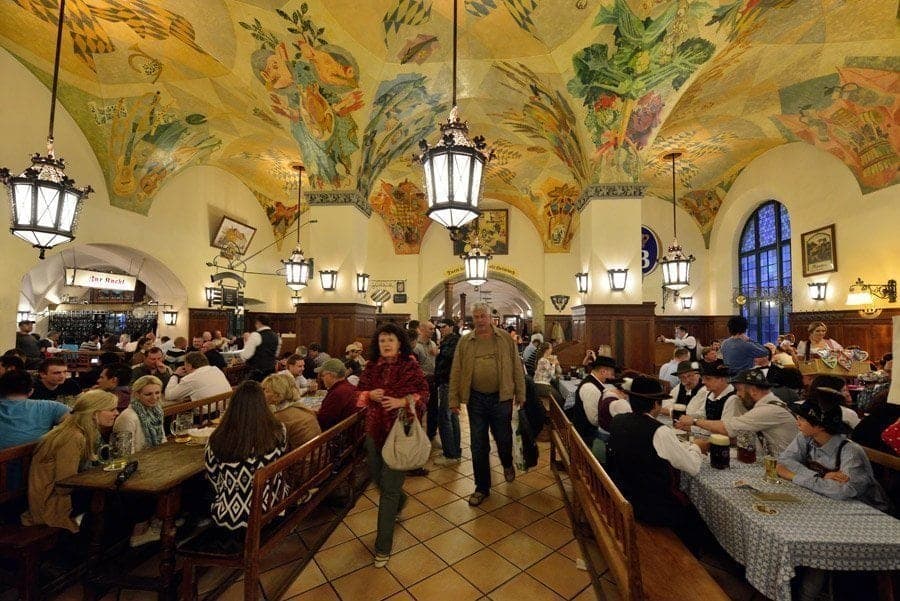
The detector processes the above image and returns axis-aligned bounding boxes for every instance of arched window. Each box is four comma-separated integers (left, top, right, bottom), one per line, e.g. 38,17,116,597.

738,201,791,344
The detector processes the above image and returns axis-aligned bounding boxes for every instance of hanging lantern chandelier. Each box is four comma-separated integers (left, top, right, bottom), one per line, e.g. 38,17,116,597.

0,0,92,259
416,0,492,233
660,151,694,291
463,238,491,286
282,164,313,291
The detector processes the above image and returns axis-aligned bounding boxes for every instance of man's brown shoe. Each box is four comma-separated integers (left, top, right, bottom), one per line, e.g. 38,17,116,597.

503,466,515,482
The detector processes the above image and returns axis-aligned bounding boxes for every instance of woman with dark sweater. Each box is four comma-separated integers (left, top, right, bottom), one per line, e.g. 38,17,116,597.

356,322,428,568
204,381,288,548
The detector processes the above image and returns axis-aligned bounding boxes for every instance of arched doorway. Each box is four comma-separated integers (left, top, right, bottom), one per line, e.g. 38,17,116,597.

420,272,544,334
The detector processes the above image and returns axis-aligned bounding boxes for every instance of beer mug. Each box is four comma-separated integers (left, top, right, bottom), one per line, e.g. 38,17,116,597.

169,412,193,443
736,430,757,464
764,455,779,483
99,431,134,470
709,434,730,469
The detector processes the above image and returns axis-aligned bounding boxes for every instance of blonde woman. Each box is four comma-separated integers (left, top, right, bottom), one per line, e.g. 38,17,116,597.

114,375,165,452
22,390,119,532
261,372,321,451
796,321,843,360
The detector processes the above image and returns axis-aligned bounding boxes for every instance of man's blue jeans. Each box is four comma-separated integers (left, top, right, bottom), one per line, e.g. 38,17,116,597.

468,390,513,494
437,384,461,459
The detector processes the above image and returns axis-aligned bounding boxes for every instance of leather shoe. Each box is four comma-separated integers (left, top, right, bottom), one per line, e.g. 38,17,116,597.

468,491,488,506
406,467,429,477
503,466,515,482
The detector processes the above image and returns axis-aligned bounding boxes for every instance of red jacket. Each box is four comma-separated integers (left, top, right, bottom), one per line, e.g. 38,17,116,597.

357,355,428,447
317,378,360,431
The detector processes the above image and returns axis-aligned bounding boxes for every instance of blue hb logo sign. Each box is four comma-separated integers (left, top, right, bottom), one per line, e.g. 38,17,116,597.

641,225,660,277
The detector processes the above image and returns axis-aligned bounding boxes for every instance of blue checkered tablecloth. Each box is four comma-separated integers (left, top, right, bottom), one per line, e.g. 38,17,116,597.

681,459,900,601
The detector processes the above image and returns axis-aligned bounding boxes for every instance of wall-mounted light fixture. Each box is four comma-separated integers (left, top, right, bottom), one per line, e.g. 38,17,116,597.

291,292,302,308
680,296,693,310
607,268,628,292
846,277,896,306
161,306,178,326
575,272,589,294
16,311,31,323
807,282,827,301
356,272,369,295
319,270,338,291
204,285,218,304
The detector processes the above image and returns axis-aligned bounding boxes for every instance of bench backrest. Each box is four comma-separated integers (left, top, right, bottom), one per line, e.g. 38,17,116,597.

0,441,39,518
245,409,366,559
163,391,233,423
548,400,643,600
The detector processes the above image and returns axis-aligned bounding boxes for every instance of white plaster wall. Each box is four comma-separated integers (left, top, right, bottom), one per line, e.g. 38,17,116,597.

641,194,709,315
709,142,900,315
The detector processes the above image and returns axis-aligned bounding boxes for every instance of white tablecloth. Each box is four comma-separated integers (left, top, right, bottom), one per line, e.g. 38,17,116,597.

681,459,900,601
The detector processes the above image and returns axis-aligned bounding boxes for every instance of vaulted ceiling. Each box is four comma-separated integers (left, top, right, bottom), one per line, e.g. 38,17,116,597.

1,0,896,254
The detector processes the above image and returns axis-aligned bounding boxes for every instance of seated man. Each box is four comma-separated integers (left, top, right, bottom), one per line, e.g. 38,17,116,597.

607,376,706,530
661,360,706,417
681,362,744,424
315,359,359,431
808,374,859,430
278,354,309,392
165,352,232,403
777,387,888,511
31,357,82,401
343,342,366,383
93,363,133,411
567,356,621,458
0,370,69,448
131,347,172,388
677,369,798,456
659,348,690,389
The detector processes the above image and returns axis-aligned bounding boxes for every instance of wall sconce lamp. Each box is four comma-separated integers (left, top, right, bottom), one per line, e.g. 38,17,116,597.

607,268,628,291
204,285,220,307
679,296,693,310
16,310,31,323
356,272,369,295
575,272,589,294
319,270,338,291
846,277,896,306
161,306,178,326
807,282,827,301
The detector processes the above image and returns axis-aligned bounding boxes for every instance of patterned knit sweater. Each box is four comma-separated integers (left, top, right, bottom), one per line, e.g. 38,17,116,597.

204,424,288,530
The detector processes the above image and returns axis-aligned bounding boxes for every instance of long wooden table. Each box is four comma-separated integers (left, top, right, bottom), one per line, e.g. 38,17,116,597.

59,442,206,600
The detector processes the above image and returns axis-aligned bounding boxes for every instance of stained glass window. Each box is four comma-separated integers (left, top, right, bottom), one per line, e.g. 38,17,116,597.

738,201,791,343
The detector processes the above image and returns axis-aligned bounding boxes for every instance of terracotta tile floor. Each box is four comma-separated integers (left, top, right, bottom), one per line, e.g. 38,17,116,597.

32,406,768,601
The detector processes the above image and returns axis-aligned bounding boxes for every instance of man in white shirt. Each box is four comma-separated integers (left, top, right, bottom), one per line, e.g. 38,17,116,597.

659,348,689,389
165,351,232,403
677,368,798,456
656,325,698,361
608,376,706,528
662,360,706,416
679,361,744,425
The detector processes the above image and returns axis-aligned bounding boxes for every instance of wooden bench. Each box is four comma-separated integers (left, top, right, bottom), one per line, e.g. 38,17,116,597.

178,409,367,601
0,441,62,601
547,401,728,601
163,390,233,424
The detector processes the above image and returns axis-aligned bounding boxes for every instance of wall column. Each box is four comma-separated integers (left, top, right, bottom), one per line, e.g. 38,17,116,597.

443,281,453,320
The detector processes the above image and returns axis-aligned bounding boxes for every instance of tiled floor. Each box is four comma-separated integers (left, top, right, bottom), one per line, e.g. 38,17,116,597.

34,406,767,600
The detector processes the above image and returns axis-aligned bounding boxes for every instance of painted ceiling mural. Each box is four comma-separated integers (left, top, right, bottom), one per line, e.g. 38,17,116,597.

0,0,895,253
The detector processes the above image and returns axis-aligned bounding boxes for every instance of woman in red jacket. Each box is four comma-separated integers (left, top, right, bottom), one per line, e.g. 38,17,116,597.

356,322,428,568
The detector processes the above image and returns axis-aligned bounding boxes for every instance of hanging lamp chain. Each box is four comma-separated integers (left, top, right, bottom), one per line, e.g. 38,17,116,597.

670,152,677,241
47,0,67,155
294,164,304,246
452,0,458,107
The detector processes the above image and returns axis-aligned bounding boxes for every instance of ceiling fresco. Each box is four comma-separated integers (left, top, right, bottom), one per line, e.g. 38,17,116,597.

0,0,896,253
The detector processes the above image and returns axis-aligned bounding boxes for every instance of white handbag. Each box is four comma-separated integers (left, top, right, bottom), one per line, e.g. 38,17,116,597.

381,398,431,471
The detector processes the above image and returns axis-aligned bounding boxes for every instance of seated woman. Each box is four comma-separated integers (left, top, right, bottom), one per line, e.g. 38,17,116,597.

114,375,165,451
777,387,888,511
22,390,119,532
795,321,842,360
204,381,288,547
261,372,321,450
533,342,564,404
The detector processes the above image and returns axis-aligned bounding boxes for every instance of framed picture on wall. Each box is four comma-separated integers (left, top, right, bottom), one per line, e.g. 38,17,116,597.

800,224,837,277
212,216,256,256
452,209,509,255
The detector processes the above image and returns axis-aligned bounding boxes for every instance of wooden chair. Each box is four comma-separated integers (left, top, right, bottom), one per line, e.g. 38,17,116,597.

0,442,62,601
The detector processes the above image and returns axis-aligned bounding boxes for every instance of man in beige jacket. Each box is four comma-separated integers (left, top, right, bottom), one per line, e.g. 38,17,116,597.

449,302,526,506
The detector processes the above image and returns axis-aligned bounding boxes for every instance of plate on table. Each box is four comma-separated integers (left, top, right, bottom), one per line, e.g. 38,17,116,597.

187,427,215,444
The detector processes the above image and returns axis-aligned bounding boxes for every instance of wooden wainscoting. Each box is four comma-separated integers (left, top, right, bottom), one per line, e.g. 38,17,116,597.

789,309,898,363
188,309,232,340
295,303,378,358
572,303,656,375
654,316,734,349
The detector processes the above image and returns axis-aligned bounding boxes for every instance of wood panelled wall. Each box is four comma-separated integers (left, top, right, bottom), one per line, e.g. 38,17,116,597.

244,311,297,334
543,315,573,345
188,309,231,340
571,303,656,375
788,309,897,363
654,316,733,349
295,303,378,359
